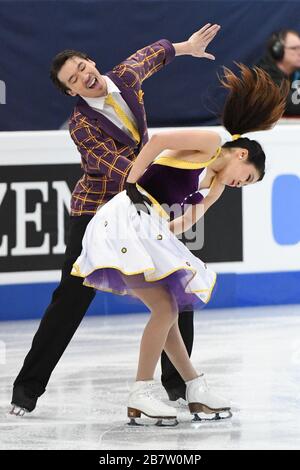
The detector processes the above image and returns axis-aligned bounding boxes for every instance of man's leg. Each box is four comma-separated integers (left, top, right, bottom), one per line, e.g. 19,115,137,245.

161,307,194,400
11,215,96,412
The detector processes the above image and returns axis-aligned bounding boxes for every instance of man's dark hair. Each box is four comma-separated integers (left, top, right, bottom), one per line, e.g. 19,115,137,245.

50,50,90,95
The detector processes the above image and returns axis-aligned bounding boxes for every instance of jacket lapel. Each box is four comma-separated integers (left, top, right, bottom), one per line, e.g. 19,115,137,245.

76,96,137,147
107,72,146,145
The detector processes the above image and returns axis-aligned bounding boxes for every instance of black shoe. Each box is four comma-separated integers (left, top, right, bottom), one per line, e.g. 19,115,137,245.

165,385,186,402
11,385,38,413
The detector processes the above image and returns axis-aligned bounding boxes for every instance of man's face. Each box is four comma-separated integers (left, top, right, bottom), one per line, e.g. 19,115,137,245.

283,32,300,70
57,56,108,97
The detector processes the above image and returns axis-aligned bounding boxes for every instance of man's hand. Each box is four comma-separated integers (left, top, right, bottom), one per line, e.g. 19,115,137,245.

125,182,152,215
174,23,221,59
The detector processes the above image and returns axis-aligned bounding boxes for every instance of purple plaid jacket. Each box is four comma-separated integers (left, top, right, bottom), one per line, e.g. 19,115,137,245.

69,39,175,216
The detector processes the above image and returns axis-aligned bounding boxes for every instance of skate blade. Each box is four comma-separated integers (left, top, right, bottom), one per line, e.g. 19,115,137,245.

192,410,233,422
128,417,178,427
9,405,28,417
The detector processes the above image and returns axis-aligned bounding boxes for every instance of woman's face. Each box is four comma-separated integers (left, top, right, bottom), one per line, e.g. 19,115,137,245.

218,148,261,188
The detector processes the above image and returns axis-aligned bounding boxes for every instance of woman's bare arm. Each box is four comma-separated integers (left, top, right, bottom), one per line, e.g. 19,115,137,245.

126,129,221,183
169,179,225,235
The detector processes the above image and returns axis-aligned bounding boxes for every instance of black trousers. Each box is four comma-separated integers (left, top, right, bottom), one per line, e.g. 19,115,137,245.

12,215,194,411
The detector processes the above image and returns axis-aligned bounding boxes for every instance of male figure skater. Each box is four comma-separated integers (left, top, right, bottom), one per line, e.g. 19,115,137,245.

11,23,220,415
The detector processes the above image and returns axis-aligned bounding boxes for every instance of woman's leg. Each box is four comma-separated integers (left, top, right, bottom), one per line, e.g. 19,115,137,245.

126,281,179,420
126,276,198,382
126,277,231,418
128,281,179,381
163,321,198,382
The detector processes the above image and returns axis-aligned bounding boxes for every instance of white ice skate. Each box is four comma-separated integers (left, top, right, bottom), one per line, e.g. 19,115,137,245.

186,374,232,422
127,380,178,426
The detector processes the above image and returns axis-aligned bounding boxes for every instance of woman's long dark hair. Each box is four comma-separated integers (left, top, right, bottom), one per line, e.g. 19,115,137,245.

219,63,289,179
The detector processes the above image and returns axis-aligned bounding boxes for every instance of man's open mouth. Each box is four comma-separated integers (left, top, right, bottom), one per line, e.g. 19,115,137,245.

87,76,98,89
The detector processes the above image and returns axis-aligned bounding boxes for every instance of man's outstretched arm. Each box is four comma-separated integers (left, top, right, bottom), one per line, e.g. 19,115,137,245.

113,23,221,85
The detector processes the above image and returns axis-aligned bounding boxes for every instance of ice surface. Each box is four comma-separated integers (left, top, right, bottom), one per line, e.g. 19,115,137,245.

1,305,300,450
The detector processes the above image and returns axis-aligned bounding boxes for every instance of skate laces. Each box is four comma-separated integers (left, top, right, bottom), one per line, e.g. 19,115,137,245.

137,382,162,402
144,381,160,400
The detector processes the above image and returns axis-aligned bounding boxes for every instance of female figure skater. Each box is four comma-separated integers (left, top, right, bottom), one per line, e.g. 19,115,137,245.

71,64,288,424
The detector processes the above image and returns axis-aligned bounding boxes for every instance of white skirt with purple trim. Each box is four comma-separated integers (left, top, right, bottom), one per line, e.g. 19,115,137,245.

71,190,216,308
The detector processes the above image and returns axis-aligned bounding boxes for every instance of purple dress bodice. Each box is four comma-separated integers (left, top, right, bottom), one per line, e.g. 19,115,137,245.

138,159,208,219
139,164,204,204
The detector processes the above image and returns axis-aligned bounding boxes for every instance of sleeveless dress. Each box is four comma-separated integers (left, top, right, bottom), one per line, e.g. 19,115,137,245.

71,149,220,308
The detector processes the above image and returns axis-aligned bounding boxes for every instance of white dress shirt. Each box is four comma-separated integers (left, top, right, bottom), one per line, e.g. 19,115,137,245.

82,76,138,140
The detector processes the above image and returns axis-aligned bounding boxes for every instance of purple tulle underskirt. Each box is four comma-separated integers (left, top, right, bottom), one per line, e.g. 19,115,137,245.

85,267,215,309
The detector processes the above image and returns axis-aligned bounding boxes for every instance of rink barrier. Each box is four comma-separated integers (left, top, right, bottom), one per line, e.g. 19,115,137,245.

1,271,300,321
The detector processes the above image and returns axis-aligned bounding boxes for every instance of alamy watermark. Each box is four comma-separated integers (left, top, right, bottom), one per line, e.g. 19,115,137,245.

0,80,6,104
109,201,205,251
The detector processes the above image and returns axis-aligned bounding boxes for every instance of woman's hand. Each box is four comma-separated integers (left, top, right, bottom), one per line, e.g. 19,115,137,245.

125,182,152,215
